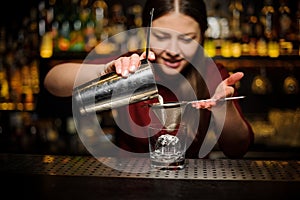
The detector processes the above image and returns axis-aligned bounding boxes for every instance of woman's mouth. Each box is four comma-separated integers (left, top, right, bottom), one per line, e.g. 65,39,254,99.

162,58,182,68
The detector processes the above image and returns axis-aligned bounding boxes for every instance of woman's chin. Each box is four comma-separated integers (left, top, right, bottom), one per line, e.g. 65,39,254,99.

161,67,180,76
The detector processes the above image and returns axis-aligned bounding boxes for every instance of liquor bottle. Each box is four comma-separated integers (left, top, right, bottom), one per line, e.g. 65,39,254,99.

241,1,262,56
27,7,40,57
278,0,292,39
126,4,143,29
39,0,55,57
229,0,243,40
81,4,98,52
92,0,108,41
261,0,276,40
38,0,47,37
57,17,71,51
69,0,84,52
260,0,279,57
229,0,243,57
0,57,10,102
40,31,53,58
278,0,293,54
209,2,230,57
109,3,127,53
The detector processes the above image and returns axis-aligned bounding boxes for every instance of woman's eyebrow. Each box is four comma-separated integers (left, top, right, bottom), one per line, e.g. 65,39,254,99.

152,29,170,35
180,32,197,36
152,29,196,37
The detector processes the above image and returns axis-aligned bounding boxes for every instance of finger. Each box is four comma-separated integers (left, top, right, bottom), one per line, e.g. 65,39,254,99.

102,60,115,75
225,87,235,97
128,53,141,73
192,104,213,110
141,51,156,60
119,57,130,77
114,59,122,74
148,51,156,60
191,101,216,109
212,86,235,100
192,103,206,109
225,72,244,86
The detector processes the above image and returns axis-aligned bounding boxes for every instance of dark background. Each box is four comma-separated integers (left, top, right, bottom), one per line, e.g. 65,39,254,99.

0,0,146,38
0,1,39,27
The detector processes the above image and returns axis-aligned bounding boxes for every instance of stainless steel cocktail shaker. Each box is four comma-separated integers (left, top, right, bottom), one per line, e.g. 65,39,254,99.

73,60,158,114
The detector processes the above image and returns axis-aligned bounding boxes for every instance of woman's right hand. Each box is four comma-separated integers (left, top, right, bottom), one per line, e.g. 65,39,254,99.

103,51,156,77
191,72,244,110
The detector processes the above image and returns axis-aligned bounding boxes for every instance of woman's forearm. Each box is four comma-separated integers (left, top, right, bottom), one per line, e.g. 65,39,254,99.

44,63,106,97
212,101,251,158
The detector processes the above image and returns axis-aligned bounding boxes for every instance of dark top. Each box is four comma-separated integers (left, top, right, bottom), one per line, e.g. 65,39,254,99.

114,62,254,158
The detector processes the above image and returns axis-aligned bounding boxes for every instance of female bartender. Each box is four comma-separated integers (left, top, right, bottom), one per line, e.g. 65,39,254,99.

44,0,254,158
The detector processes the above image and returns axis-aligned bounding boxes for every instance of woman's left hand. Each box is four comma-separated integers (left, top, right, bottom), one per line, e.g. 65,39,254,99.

191,72,244,109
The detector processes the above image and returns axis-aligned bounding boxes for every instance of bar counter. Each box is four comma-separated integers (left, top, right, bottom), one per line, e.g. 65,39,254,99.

0,153,299,200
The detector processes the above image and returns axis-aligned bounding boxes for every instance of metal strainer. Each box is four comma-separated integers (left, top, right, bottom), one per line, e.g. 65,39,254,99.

149,96,245,130
149,102,186,130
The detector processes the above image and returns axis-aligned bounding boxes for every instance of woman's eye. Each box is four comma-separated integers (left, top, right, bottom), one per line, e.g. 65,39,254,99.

179,36,194,43
153,32,170,41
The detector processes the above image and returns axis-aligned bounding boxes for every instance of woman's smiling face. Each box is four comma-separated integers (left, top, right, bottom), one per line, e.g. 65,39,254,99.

150,12,202,75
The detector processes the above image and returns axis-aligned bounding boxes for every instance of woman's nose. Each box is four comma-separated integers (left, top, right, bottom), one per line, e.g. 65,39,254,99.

166,39,180,57
166,50,180,57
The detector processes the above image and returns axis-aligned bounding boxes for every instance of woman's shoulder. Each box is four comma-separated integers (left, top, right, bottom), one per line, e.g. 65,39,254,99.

206,61,230,80
215,62,228,73
217,62,230,79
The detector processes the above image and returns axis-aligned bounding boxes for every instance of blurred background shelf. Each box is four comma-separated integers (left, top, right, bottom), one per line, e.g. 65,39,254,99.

0,0,300,158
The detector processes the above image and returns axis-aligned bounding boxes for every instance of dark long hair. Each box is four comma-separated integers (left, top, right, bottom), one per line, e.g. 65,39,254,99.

142,0,208,39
